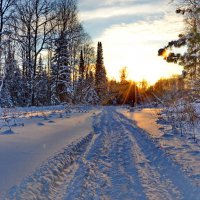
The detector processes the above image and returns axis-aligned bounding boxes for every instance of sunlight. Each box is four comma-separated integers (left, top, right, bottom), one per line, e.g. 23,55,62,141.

96,12,184,85
161,49,171,59
122,81,134,105
102,51,183,86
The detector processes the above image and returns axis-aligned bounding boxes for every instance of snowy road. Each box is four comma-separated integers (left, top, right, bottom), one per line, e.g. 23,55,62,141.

65,108,199,200
4,107,200,199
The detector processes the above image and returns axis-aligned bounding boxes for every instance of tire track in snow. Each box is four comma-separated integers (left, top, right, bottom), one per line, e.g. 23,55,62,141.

66,107,200,200
4,133,94,200
116,110,200,200
5,107,200,199
112,112,181,200
65,108,146,200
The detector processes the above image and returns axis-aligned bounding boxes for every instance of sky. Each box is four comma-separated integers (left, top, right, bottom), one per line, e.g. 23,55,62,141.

77,0,185,84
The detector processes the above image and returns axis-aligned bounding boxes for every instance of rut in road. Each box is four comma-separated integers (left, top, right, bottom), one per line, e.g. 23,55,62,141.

65,107,200,200
5,107,200,200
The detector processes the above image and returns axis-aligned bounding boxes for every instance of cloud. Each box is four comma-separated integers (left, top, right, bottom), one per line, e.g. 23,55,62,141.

78,0,162,10
79,3,164,21
78,0,185,83
95,13,184,84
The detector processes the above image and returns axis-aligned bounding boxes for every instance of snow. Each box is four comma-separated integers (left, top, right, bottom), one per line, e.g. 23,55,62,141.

119,107,200,189
1,106,200,199
120,108,163,138
0,105,99,198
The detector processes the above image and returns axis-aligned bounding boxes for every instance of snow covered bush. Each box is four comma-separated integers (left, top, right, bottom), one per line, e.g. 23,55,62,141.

164,98,200,142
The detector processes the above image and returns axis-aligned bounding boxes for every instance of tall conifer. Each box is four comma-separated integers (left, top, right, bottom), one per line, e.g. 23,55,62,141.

95,42,107,101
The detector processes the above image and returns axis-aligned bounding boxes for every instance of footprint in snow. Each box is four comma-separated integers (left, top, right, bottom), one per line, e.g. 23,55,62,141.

48,120,55,123
37,122,45,126
188,151,200,156
1,129,15,135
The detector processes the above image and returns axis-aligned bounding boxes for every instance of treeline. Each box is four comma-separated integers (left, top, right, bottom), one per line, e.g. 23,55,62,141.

106,67,150,106
148,76,184,104
0,0,105,107
0,0,157,108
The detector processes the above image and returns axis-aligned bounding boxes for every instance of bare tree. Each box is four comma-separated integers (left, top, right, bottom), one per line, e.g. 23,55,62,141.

11,0,55,105
0,0,15,98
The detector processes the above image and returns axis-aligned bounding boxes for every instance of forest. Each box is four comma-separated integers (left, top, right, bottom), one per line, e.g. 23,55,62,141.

0,0,98,107
0,0,147,108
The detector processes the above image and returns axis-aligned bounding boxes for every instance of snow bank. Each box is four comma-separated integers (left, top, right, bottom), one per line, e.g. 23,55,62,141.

0,105,97,197
4,133,94,200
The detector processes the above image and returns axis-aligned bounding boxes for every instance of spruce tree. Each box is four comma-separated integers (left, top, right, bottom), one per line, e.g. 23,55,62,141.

51,35,72,103
1,45,22,107
79,50,85,80
35,55,48,105
83,71,99,104
95,42,107,102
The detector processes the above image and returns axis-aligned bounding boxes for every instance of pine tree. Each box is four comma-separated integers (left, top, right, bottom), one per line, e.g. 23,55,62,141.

95,42,107,102
0,45,22,107
79,50,85,80
83,71,99,104
51,35,73,103
158,0,200,99
35,55,48,105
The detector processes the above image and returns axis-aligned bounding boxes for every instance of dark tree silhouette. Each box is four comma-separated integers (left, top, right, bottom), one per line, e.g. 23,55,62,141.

95,42,108,101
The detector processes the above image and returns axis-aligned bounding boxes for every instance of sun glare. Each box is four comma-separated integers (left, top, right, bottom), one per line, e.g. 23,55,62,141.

161,49,171,59
95,9,184,86
106,60,183,85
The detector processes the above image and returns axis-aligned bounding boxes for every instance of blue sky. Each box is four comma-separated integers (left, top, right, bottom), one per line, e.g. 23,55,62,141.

78,0,184,84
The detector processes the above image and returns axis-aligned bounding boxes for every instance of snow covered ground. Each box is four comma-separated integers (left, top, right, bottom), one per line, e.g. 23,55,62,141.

120,108,200,192
0,105,99,198
1,106,200,199
121,108,163,138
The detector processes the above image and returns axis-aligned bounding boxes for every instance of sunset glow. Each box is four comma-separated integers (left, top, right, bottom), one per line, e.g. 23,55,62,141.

79,0,184,85
161,49,171,60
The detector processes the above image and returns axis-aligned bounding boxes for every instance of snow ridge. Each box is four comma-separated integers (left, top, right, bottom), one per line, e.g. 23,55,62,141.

4,133,94,200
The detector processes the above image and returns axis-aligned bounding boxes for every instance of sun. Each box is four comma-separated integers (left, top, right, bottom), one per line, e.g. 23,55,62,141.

106,56,183,86
161,49,171,59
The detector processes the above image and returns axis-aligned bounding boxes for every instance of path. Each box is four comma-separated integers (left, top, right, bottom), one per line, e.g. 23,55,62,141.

5,107,200,200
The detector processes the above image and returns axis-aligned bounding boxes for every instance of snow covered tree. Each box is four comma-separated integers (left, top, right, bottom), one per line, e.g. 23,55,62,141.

34,54,48,105
51,0,92,104
95,42,108,102
158,0,200,99
51,0,78,103
0,0,94,107
0,0,15,101
75,50,99,104
74,35,97,104
82,70,99,104
52,34,72,103
0,43,23,107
